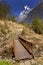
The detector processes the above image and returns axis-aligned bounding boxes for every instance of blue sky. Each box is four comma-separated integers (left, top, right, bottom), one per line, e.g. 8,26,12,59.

0,0,41,16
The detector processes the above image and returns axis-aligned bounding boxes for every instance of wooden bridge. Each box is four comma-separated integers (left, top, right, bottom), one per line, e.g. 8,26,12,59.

12,37,34,60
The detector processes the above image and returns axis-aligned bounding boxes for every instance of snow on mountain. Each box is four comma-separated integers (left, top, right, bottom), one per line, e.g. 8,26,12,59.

16,5,32,22
24,2,43,23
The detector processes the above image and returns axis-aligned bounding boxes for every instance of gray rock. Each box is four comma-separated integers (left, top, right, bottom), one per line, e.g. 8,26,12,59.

25,60,31,65
30,59,36,64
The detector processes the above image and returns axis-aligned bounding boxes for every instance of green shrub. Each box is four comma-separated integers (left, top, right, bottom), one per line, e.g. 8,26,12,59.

21,21,31,28
0,1,10,20
0,25,9,35
0,60,12,65
32,17,43,34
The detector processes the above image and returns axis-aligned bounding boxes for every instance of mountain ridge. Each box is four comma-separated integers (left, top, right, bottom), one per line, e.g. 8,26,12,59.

23,2,43,23
16,5,32,22
16,1,43,23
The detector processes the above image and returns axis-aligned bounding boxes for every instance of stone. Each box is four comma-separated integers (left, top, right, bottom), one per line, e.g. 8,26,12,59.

20,62,24,65
0,56,2,60
31,59,36,64
35,45,39,48
12,60,15,64
25,60,31,65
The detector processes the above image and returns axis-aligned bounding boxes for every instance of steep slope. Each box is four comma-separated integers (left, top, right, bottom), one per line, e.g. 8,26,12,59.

0,20,43,60
19,28,43,46
19,27,43,56
0,20,24,59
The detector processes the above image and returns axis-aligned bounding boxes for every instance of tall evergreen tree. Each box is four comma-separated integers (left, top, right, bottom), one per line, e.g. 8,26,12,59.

0,1,10,19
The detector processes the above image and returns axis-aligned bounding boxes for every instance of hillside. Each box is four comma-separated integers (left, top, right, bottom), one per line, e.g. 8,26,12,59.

19,28,43,46
0,20,24,59
0,20,43,65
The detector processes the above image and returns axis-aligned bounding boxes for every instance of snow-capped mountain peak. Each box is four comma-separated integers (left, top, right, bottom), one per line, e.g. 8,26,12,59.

24,5,31,10
16,5,32,22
